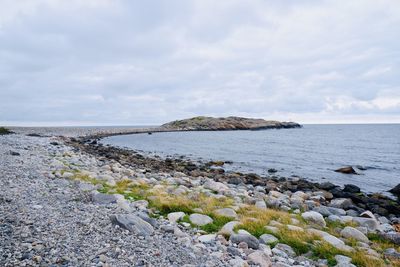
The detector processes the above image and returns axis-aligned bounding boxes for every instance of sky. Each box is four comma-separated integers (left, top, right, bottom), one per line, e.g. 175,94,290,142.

0,0,399,126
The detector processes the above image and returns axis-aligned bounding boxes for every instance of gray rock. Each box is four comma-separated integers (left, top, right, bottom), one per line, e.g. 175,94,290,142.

136,212,158,227
259,234,278,245
384,248,400,260
189,213,213,226
167,212,185,223
352,217,379,231
255,200,267,209
301,211,326,227
109,214,154,236
219,221,239,236
274,243,296,257
247,250,272,267
214,208,238,219
334,255,352,264
92,192,118,204
329,198,353,209
230,233,259,249
198,234,216,243
340,227,369,243
314,206,346,217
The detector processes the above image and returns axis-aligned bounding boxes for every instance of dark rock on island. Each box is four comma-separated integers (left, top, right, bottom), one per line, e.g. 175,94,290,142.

389,184,400,197
160,116,301,131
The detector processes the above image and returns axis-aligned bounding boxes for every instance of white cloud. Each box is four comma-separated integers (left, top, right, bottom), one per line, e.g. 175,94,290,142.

0,0,399,125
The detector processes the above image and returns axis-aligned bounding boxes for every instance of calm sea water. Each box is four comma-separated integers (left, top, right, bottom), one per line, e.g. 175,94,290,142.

102,124,400,194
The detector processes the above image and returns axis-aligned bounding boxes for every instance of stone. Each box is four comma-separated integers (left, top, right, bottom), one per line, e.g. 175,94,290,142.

334,166,358,174
384,248,400,260
329,198,353,209
314,206,347,217
264,226,279,234
308,229,353,252
189,213,213,226
247,251,272,267
255,200,267,210
301,211,326,227
109,214,154,236
340,227,369,243
352,217,379,231
259,234,278,245
203,180,229,194
379,232,400,245
274,243,296,257
287,225,304,232
389,184,400,197
92,192,118,204
343,184,360,193
229,257,249,267
214,208,238,219
167,212,185,223
219,221,239,236
359,211,377,221
198,234,216,243
230,233,259,249
335,255,352,264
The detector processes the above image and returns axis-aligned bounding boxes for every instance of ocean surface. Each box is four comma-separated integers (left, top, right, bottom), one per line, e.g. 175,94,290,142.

102,124,400,194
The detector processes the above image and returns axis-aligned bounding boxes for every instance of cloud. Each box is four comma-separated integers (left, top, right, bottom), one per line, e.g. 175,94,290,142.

0,0,399,125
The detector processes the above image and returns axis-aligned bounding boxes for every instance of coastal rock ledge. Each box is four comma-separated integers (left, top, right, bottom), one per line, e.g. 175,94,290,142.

161,116,301,131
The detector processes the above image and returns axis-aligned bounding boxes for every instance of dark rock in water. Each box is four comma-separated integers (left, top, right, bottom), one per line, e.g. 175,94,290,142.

26,133,42,137
355,165,368,171
268,168,278,173
319,182,336,190
389,184,400,197
9,151,20,156
334,166,358,174
343,184,361,193
50,142,59,146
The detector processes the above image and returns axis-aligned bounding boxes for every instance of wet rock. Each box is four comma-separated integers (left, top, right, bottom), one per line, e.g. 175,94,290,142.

389,184,400,197
343,184,361,193
109,214,154,236
319,182,336,190
230,233,259,249
334,166,358,174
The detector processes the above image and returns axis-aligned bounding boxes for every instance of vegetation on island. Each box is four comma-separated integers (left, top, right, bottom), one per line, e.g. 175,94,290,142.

0,127,13,135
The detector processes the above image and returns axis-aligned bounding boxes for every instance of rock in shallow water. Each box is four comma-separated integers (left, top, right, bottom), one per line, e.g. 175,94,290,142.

334,166,358,174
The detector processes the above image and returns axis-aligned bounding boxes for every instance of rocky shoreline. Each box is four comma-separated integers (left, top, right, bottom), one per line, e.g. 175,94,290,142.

1,129,400,267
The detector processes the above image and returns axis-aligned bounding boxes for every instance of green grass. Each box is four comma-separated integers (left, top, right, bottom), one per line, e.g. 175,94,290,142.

201,215,232,233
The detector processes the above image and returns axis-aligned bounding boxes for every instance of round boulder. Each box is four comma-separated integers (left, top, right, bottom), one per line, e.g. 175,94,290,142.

301,211,326,227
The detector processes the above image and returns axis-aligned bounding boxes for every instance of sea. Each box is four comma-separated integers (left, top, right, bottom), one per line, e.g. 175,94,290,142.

101,124,400,194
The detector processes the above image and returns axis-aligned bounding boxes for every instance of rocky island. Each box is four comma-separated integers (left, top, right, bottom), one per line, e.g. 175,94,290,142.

161,116,301,131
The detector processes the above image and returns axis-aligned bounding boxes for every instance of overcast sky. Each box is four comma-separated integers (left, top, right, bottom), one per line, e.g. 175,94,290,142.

0,0,399,126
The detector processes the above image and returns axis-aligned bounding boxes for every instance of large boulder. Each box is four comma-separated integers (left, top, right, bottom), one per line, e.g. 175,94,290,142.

189,213,213,226
167,212,185,223
352,217,379,231
301,211,326,227
340,226,369,243
109,214,154,236
230,233,259,249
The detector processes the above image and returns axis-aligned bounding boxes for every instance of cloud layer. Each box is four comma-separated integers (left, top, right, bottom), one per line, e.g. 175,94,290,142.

1,0,399,125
